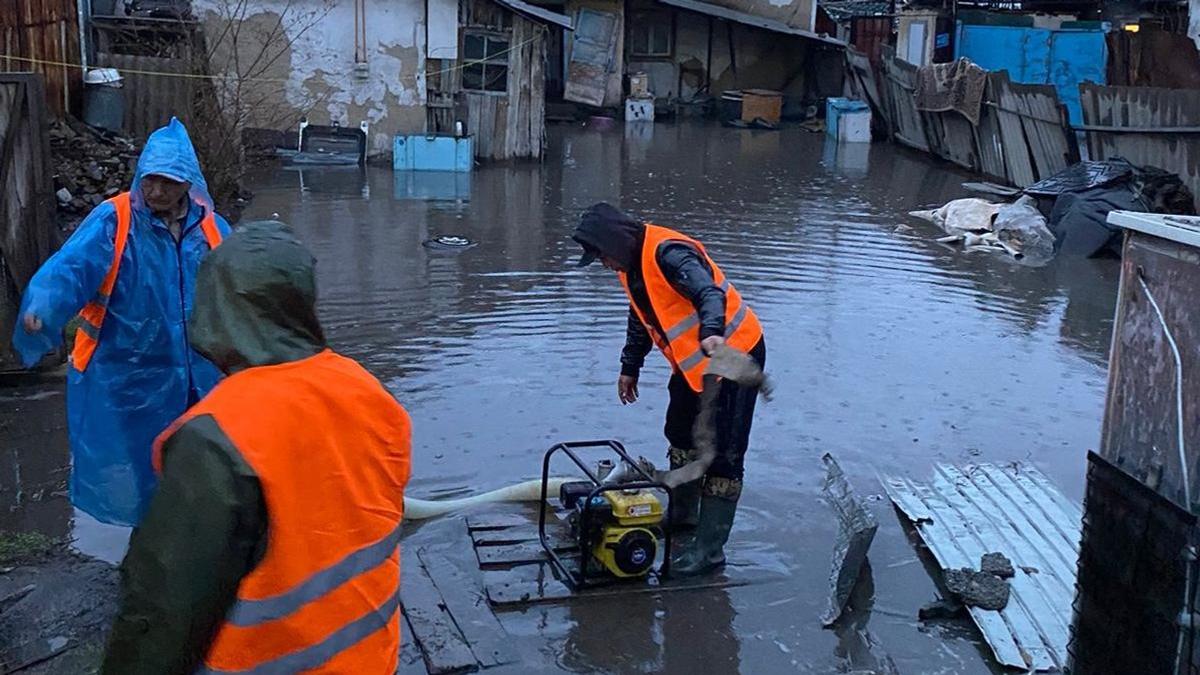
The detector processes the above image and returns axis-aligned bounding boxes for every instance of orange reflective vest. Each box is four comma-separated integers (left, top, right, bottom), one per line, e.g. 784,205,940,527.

72,191,223,371
153,350,411,674
619,224,763,393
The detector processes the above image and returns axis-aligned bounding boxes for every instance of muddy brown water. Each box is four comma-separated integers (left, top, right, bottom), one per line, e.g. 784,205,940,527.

2,123,1119,673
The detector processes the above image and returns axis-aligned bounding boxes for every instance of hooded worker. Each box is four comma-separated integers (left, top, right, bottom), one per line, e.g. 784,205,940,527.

572,203,766,576
13,118,230,527
102,220,412,674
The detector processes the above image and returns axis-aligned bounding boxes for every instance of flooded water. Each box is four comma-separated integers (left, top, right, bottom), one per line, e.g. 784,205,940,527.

1,122,1120,673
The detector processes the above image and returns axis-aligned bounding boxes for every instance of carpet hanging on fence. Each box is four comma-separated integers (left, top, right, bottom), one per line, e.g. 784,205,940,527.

915,57,988,126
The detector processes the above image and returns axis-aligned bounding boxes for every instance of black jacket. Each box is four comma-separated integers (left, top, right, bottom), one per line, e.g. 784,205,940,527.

620,242,727,378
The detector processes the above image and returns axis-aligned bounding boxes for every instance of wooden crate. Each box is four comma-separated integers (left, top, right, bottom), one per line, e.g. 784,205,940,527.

741,89,782,124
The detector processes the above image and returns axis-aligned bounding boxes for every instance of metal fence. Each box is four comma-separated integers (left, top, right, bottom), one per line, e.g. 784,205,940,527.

1080,84,1200,210
94,52,196,140
861,51,1081,189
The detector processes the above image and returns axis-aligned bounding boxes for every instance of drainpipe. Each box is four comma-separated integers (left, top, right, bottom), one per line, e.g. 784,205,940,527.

77,0,89,72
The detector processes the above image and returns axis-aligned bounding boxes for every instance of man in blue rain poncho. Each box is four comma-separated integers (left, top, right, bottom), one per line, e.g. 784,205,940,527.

14,118,231,527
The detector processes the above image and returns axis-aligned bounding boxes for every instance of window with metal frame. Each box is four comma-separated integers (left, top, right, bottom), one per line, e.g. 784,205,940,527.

461,31,510,93
628,13,672,58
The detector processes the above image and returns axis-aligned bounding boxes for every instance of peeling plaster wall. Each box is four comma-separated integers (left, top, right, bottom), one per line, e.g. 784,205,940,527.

197,0,430,156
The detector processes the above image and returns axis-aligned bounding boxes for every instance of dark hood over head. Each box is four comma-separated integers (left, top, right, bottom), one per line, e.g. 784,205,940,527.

572,203,644,271
189,220,326,374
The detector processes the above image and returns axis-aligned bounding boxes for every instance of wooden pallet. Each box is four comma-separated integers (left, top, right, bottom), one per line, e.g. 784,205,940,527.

400,545,517,675
467,513,763,608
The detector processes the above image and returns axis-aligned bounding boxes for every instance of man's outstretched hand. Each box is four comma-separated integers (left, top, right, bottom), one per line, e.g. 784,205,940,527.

23,313,43,334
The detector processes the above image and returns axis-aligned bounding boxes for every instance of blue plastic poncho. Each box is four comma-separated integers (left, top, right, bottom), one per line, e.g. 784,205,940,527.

13,118,231,526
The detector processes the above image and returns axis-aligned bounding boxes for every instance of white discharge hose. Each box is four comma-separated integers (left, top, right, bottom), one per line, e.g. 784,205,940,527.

1138,275,1194,675
402,477,573,521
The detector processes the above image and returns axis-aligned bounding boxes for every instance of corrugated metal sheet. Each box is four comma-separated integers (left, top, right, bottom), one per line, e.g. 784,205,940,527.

883,463,1082,672
656,0,846,45
0,0,82,116
1080,84,1200,212
493,0,573,30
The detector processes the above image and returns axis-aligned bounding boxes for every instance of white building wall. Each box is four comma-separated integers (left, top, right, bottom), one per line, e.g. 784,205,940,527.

197,0,438,155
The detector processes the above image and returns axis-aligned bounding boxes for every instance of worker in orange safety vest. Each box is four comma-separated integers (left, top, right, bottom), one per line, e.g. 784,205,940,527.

572,203,766,577
101,221,411,674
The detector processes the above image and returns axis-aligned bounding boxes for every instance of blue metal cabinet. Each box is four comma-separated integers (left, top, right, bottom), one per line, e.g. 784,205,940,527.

393,134,474,172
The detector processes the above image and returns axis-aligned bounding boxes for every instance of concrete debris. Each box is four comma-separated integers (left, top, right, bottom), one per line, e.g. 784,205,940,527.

49,118,142,229
981,552,1015,579
820,453,879,626
944,568,1010,611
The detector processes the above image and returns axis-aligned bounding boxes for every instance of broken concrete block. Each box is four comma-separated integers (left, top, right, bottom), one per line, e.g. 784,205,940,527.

944,568,1010,611
981,552,1015,579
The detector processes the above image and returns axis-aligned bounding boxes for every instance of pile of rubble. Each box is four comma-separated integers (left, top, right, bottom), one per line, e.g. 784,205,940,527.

49,118,141,229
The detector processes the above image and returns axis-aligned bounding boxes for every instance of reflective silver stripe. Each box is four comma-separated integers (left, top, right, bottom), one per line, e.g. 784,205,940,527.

227,524,402,627
664,282,732,342
79,321,100,339
724,304,748,338
664,313,699,342
95,291,111,307
199,592,399,675
677,348,705,372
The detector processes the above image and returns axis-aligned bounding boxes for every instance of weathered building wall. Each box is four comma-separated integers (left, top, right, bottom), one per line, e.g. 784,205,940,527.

197,0,429,156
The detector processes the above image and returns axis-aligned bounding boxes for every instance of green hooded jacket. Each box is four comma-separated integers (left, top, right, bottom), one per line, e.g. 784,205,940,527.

102,221,329,674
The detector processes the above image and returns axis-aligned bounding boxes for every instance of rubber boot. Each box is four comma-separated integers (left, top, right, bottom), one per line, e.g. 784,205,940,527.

670,494,738,577
667,446,701,531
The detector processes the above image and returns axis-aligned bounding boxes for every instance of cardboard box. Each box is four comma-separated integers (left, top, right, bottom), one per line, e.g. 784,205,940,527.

629,72,650,99
741,89,782,124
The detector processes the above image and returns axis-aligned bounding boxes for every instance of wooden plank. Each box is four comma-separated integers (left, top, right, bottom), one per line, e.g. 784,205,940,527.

418,549,516,669
974,79,1008,181
469,523,572,546
466,513,530,531
882,53,928,152
990,72,1037,187
529,26,545,158
399,550,479,675
486,571,755,607
476,540,577,567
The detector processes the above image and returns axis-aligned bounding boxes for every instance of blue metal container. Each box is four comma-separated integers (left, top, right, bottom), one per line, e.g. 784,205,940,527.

825,98,871,143
393,134,473,172
955,23,1109,126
